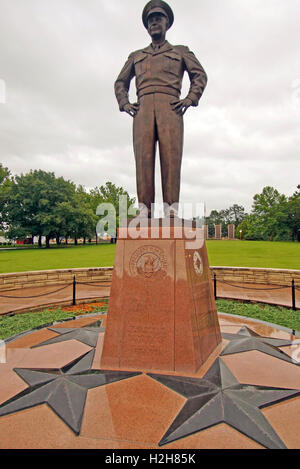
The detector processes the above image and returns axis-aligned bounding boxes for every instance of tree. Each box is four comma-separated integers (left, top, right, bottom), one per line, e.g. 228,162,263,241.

90,181,136,239
0,164,12,230
5,172,136,247
252,186,289,241
218,209,231,237
287,185,300,242
52,200,94,245
6,170,75,247
236,215,265,241
72,187,98,243
89,181,136,217
0,164,10,187
228,204,247,227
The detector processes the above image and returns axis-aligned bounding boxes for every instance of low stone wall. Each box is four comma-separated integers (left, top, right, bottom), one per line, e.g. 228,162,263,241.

210,266,300,287
0,266,299,292
0,267,113,292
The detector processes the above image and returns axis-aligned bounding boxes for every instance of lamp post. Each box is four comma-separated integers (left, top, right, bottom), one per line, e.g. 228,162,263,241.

240,230,242,240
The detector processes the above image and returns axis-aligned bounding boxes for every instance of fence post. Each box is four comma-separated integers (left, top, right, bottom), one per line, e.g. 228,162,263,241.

214,274,217,300
292,279,296,311
73,276,76,306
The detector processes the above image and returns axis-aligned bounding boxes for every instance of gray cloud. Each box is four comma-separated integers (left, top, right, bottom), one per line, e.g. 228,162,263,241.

0,0,299,214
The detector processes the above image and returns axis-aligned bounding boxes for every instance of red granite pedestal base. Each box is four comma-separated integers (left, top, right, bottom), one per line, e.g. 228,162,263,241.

101,225,222,374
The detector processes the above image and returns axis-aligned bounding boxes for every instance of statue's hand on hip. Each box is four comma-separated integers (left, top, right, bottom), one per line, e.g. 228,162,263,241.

170,98,192,116
123,103,140,118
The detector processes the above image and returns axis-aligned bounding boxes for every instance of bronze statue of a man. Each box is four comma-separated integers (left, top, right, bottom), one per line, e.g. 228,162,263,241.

115,0,207,217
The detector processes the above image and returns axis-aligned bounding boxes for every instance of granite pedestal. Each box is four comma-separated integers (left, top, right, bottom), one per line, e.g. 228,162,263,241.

101,223,221,373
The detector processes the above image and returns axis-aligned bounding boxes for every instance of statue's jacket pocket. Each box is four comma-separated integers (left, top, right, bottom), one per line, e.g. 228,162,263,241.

163,52,181,76
134,53,149,78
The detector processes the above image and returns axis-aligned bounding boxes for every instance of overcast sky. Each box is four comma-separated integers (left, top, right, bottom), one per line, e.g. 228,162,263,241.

0,0,299,214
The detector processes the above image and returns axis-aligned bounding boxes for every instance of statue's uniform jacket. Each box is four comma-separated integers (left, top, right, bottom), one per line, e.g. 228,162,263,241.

115,41,207,210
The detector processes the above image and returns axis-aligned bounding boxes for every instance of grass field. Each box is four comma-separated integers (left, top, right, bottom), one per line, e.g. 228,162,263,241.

216,299,300,332
207,240,300,269
0,302,108,340
0,240,299,274
0,244,116,273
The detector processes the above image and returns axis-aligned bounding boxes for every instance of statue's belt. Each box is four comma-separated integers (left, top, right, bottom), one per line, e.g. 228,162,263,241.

137,86,180,100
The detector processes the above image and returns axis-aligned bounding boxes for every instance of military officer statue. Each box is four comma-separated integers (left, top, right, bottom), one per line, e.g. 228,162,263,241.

115,0,207,217
101,2,221,373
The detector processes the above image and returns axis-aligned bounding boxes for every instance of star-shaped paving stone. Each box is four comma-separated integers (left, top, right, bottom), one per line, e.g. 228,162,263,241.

148,358,300,448
221,326,300,365
32,320,105,349
0,350,140,435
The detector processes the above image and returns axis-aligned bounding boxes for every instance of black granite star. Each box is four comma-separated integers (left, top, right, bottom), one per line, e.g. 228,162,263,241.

221,326,300,365
0,350,141,435
148,359,300,448
32,320,105,349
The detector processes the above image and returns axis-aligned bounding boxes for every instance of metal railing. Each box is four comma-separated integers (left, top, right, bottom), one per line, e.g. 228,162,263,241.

0,276,110,310
0,283,73,299
0,274,298,312
72,277,110,306
213,274,298,311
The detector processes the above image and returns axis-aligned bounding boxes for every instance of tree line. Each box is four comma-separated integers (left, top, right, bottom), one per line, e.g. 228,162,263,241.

0,164,299,244
205,186,300,242
0,164,135,247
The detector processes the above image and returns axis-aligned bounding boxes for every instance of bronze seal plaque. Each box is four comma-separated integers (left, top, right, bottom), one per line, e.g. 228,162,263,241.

129,245,168,281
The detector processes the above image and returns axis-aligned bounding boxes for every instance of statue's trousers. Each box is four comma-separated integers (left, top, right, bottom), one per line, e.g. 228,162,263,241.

133,93,183,211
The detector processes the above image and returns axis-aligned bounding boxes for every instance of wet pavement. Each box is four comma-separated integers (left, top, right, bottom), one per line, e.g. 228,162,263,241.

0,312,299,449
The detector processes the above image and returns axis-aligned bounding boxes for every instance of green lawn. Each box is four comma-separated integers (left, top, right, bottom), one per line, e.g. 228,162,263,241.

0,244,116,273
216,299,300,332
0,304,108,340
206,240,300,270
0,240,299,274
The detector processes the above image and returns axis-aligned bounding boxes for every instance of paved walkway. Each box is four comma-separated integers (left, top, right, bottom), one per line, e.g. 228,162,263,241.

0,279,299,315
216,281,300,310
0,283,110,315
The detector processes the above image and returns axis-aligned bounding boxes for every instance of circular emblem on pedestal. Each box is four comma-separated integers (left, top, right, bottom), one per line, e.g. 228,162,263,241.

129,245,167,281
193,251,203,275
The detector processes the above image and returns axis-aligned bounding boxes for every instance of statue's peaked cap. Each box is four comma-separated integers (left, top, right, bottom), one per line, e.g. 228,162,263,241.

142,0,174,30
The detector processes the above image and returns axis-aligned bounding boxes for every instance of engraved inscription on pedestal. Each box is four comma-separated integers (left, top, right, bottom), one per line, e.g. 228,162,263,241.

126,322,171,357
